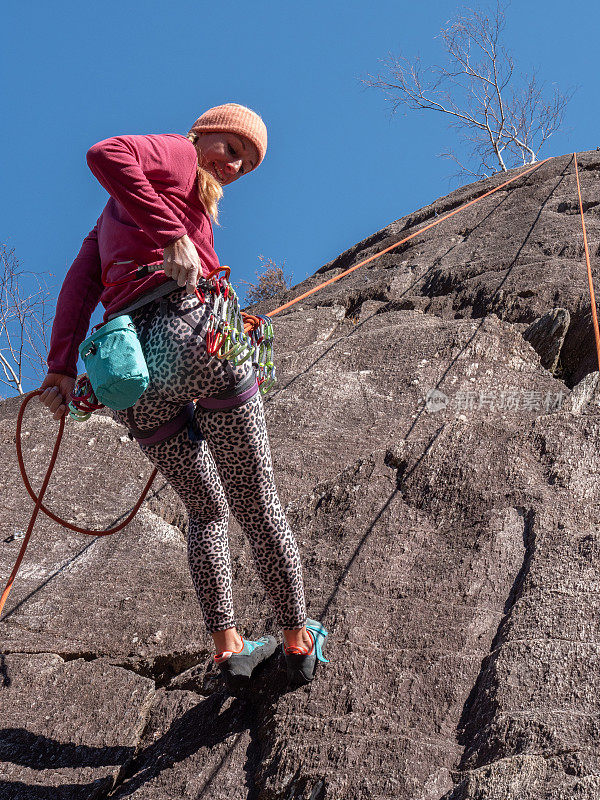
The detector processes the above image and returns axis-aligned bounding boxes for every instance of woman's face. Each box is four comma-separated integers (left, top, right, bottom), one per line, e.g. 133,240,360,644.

194,132,259,185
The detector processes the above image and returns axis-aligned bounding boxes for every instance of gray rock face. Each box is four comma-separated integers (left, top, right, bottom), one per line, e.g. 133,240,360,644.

523,307,570,374
2,152,600,798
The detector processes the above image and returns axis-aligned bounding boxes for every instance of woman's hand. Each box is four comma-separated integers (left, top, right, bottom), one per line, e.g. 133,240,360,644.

39,373,76,420
162,235,202,295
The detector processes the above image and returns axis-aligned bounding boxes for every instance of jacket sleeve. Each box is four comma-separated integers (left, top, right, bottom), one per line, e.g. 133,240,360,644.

86,134,193,248
46,226,104,378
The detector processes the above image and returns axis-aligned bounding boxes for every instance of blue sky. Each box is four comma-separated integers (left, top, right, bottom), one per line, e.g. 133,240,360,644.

1,0,597,393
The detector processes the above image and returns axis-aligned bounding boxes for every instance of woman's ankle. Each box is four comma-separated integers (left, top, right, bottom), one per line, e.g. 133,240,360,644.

283,626,313,651
211,626,243,654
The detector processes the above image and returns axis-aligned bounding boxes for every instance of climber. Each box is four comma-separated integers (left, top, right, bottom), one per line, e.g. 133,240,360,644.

38,103,328,691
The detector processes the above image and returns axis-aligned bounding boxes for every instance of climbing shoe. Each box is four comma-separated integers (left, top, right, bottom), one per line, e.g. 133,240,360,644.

283,618,330,687
214,635,278,696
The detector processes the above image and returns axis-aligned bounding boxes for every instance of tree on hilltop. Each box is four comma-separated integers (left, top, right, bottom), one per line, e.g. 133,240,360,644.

239,256,294,305
364,1,573,178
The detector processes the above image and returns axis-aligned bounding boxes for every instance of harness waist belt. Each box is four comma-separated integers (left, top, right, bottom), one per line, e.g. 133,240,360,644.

196,376,259,410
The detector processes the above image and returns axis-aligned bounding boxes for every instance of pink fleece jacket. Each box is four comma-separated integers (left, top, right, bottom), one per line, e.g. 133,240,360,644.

47,133,221,378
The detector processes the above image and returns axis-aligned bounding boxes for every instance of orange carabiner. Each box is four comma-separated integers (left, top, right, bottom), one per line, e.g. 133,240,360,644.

204,265,231,282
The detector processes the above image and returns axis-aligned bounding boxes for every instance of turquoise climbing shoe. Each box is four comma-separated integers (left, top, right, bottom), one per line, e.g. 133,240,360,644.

214,635,278,696
283,618,330,687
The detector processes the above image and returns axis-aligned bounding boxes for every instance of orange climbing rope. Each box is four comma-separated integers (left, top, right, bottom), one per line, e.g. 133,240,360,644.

574,153,600,372
0,156,556,618
0,390,159,616
268,158,552,317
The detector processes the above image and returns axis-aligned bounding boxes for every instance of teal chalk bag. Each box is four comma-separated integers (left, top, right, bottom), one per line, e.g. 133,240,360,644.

79,315,149,411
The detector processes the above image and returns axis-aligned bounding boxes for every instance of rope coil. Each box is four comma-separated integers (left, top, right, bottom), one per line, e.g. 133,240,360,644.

0,390,159,617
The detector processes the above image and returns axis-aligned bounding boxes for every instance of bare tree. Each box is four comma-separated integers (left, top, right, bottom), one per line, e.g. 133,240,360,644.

238,256,294,304
364,1,573,178
0,244,52,397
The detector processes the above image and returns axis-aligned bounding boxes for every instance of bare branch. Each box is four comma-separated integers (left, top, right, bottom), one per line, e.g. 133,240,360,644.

0,244,52,397
363,0,573,178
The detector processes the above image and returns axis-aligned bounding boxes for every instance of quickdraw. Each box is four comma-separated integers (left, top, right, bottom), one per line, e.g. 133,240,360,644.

202,266,276,394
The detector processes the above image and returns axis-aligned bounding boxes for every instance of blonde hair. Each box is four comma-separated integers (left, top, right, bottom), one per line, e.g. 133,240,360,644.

186,132,223,224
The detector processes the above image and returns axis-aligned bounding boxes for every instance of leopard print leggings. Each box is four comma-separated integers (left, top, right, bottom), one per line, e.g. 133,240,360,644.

111,287,307,633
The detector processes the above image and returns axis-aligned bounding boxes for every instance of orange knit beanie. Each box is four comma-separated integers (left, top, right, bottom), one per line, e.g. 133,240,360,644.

188,103,268,169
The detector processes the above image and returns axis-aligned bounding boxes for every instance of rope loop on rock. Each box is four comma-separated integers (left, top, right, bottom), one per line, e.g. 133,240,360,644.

0,390,158,618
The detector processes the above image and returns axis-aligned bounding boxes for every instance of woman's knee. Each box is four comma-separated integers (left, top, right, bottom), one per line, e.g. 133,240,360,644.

187,495,229,526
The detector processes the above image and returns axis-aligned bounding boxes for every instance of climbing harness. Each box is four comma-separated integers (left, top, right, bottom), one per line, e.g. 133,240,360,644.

68,264,277,423
66,263,277,452
5,154,587,618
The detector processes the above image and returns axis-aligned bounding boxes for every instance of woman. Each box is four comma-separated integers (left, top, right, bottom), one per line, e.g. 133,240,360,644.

39,103,328,690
